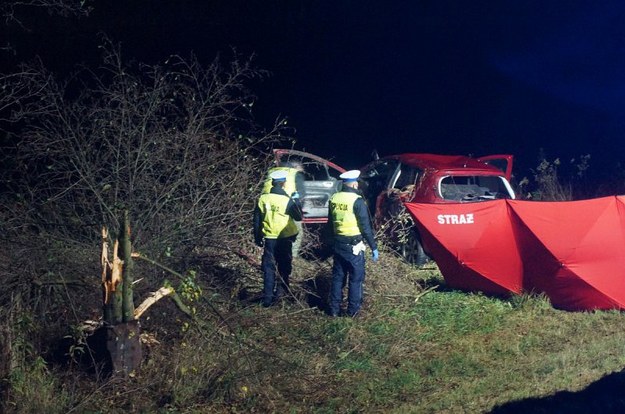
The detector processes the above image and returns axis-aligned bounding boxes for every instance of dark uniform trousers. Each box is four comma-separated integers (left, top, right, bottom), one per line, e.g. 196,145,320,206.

329,242,365,316
261,235,295,306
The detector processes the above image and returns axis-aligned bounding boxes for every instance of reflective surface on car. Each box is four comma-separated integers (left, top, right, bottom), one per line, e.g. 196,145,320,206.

273,149,346,223
438,175,515,202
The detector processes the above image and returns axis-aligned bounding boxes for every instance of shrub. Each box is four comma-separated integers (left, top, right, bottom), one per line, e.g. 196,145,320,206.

1,39,288,259
516,151,591,201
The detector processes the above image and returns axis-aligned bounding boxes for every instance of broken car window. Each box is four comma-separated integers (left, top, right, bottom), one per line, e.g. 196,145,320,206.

439,175,514,201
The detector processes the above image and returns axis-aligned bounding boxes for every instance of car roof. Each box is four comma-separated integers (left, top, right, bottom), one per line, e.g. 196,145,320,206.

383,153,504,173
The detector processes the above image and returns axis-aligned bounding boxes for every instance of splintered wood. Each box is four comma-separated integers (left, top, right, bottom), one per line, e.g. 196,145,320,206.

101,226,123,305
133,286,174,319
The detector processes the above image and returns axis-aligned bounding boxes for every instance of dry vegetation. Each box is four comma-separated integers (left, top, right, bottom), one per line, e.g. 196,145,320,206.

4,242,625,413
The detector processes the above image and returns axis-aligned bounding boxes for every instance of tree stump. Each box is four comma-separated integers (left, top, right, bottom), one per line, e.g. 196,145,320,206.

105,320,142,376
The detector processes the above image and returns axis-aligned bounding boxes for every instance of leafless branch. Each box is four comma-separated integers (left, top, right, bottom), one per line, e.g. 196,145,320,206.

0,37,290,272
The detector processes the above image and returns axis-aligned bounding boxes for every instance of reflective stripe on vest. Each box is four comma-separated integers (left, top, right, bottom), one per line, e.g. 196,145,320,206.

262,167,297,195
258,192,298,239
329,192,361,237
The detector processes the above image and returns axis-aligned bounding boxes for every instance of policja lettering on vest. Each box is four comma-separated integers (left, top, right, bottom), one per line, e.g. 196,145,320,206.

253,169,303,307
327,169,379,318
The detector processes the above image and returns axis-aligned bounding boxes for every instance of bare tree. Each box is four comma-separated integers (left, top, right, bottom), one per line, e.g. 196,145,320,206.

0,38,288,262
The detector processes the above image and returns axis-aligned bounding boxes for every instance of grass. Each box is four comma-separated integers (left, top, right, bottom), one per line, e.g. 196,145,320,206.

5,254,625,413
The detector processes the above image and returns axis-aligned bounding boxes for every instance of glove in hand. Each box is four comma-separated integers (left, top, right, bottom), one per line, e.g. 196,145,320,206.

291,191,300,199
372,249,379,262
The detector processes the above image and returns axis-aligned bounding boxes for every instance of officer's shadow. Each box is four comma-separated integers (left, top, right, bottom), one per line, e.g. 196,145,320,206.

303,272,334,314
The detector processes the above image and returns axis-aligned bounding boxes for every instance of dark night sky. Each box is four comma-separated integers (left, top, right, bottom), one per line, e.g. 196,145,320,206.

6,1,625,175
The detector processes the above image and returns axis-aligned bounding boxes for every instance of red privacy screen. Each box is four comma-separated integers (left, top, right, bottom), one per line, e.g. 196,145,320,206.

405,196,625,311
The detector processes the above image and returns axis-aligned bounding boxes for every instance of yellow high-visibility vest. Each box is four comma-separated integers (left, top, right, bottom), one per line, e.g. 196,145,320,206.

257,192,298,239
329,192,361,236
262,167,298,195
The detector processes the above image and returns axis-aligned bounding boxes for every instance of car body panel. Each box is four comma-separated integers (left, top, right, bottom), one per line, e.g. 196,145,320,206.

272,149,346,223
477,154,514,180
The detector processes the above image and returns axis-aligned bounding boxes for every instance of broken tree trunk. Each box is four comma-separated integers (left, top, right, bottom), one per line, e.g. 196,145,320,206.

100,210,141,377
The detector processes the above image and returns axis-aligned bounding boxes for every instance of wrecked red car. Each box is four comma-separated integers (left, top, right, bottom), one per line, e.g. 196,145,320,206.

358,153,516,265
271,149,516,264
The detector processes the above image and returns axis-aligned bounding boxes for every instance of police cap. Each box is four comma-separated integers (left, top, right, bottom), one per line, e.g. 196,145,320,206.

339,170,360,182
270,170,288,181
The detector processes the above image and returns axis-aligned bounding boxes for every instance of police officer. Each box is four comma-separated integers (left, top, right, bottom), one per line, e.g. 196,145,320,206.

262,161,306,257
253,170,303,307
328,170,379,317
